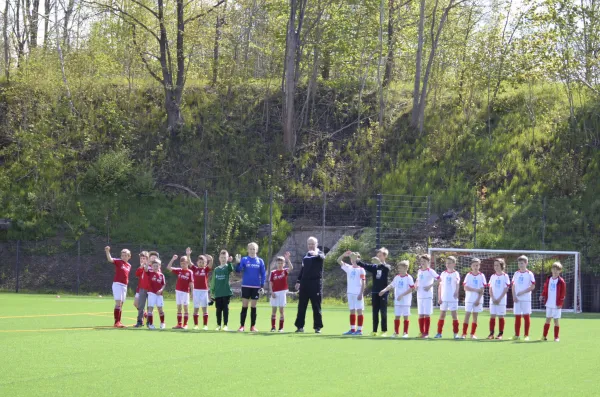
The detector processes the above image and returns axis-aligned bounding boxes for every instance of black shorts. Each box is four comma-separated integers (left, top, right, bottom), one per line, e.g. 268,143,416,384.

241,287,260,300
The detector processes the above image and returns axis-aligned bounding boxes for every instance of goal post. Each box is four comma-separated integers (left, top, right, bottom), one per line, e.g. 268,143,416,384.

427,248,582,313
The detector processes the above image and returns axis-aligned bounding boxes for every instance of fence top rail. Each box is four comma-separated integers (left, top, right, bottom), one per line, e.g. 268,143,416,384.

379,194,429,198
428,248,580,255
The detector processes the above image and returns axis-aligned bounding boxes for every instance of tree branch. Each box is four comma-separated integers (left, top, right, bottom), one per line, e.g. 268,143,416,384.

132,24,164,84
183,0,225,24
164,183,201,199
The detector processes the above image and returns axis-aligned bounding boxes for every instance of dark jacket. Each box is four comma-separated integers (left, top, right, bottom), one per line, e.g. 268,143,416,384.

357,261,391,293
297,251,325,285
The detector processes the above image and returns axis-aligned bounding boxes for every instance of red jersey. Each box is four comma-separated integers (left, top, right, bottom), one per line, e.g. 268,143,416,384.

190,265,211,290
270,269,289,292
113,259,131,285
135,267,153,290
171,268,194,292
148,271,166,295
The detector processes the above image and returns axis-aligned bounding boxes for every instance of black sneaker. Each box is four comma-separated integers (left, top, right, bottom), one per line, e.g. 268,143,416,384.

134,322,143,328
270,327,276,332
295,328,304,333
315,328,322,334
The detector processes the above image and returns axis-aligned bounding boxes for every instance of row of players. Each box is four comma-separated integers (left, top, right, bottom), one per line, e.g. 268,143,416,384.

337,251,566,341
104,245,566,341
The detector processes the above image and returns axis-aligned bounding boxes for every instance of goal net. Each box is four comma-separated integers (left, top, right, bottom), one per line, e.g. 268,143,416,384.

427,248,582,313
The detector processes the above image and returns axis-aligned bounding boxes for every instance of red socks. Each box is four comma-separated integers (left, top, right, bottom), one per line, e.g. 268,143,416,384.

403,320,409,334
193,314,199,326
159,313,165,324
418,318,424,333
554,326,559,339
437,319,444,334
184,314,189,326
279,318,284,330
114,308,120,323
515,315,522,336
177,313,182,326
490,318,496,333
147,313,153,325
271,316,276,328
462,323,469,335
452,320,459,334
357,315,364,328
425,317,431,334
543,323,550,337
499,317,505,333
350,314,356,329
394,319,400,334
203,313,208,326
471,323,477,335
524,315,531,336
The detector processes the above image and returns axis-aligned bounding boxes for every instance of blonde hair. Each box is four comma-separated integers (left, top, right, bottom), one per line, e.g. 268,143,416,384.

248,242,259,250
197,255,207,263
180,255,190,263
377,247,389,257
471,257,481,264
518,255,528,263
397,260,409,269
139,251,149,258
307,236,318,244
552,262,563,272
121,249,131,256
152,259,162,265
446,256,457,264
494,258,506,270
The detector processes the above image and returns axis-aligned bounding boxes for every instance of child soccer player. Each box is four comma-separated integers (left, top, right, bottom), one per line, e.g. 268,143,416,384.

167,253,194,329
134,251,152,328
512,255,536,341
338,251,367,336
133,251,149,313
211,250,235,331
356,247,392,336
488,258,510,339
415,254,439,338
147,259,166,330
104,246,132,328
269,252,293,332
462,258,487,339
379,260,414,338
187,247,211,330
435,256,461,339
540,262,566,342
236,242,266,332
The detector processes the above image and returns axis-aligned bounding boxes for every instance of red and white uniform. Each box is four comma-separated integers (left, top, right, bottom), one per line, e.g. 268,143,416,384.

112,259,131,302
489,272,510,315
392,274,414,316
440,270,461,311
543,276,566,319
135,266,153,298
416,267,439,315
171,268,194,305
512,269,535,315
190,265,211,308
147,271,166,308
341,264,366,310
270,268,289,307
463,272,487,313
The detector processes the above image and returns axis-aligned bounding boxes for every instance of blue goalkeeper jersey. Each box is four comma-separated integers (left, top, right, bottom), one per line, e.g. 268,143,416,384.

236,256,266,288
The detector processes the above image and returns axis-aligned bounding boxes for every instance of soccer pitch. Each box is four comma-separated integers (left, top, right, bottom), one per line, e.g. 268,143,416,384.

1,294,599,396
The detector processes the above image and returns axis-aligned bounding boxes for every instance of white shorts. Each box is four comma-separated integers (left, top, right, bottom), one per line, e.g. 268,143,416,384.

465,302,483,313
193,290,209,308
394,305,411,317
489,304,507,316
270,290,288,307
176,290,190,306
112,282,127,302
513,300,532,315
546,307,562,319
417,298,433,316
440,301,458,311
147,293,164,308
347,294,365,311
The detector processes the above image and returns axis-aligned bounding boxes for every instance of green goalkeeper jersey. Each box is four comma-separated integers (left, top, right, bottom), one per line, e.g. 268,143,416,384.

210,263,234,298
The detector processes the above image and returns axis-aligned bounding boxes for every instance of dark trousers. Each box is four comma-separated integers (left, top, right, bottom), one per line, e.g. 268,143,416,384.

137,289,148,323
294,282,323,330
215,296,230,326
372,292,388,332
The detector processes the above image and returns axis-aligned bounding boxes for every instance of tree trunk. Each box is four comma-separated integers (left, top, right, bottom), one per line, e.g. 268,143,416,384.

383,0,396,87
55,1,75,114
377,0,385,125
283,0,298,152
43,0,51,48
3,0,9,81
212,3,226,86
30,0,39,48
63,0,75,48
411,0,425,128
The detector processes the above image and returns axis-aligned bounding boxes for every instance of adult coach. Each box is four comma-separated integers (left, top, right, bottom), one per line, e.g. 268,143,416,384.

294,236,325,333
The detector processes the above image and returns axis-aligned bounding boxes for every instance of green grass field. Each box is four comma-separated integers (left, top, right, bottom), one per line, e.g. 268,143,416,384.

1,293,599,396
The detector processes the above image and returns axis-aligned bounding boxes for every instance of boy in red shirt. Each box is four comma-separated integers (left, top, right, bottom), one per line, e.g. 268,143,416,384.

186,247,212,330
147,259,166,330
167,253,194,329
269,252,293,332
540,262,566,342
104,246,132,328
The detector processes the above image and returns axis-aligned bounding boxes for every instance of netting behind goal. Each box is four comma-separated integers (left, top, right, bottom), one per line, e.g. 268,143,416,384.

427,248,581,313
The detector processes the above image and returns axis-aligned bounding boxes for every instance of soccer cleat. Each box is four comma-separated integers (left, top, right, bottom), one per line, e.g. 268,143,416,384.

541,337,548,341
148,324,156,330
295,328,304,333
380,332,388,337
417,332,423,338
250,326,259,333
215,326,221,331
182,325,188,330
202,326,208,331
172,325,183,329
370,332,378,337
271,328,276,332
460,334,467,339
496,333,503,340
512,336,520,340
315,328,322,334
343,330,356,335
238,326,245,332
554,338,560,342
278,329,284,333
454,334,461,339
422,334,429,339
160,323,166,329
402,333,409,339
134,322,143,328
471,335,478,340
193,325,199,330
524,336,530,341
391,333,399,338
354,330,363,336
223,326,229,331
487,333,495,340
434,333,442,339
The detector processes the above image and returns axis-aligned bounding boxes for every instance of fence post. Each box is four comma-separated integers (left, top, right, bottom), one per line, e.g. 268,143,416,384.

376,194,382,248
321,191,326,251
77,239,81,295
427,195,431,248
203,190,208,253
541,196,547,250
473,192,477,248
267,192,274,299
15,240,20,293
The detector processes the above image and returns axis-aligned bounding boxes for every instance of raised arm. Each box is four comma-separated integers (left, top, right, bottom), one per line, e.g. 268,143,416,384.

235,254,243,273
338,250,352,267
104,246,114,263
167,254,178,271
284,251,293,272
